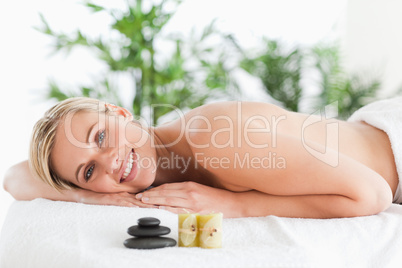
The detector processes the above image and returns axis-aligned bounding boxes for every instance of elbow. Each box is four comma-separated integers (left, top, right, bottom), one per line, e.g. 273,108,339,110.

3,179,8,193
3,164,25,200
349,183,393,218
3,167,12,194
325,183,393,219
370,183,393,215
367,179,393,216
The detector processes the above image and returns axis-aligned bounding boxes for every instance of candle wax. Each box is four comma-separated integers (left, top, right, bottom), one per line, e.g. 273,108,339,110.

178,213,199,247
198,213,222,249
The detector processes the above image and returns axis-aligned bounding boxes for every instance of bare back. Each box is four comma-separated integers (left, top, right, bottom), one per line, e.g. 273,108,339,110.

157,101,398,196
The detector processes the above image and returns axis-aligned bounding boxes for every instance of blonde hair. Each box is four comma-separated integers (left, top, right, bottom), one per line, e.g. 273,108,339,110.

29,97,115,191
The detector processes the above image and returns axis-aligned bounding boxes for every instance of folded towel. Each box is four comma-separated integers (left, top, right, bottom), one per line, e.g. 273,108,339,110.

348,96,402,204
1,199,402,268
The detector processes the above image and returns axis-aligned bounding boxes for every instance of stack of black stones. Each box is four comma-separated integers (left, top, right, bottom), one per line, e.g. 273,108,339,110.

124,217,177,249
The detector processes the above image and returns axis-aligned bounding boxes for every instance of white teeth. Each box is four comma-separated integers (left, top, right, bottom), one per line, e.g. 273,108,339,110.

122,164,132,179
125,165,131,173
121,151,135,180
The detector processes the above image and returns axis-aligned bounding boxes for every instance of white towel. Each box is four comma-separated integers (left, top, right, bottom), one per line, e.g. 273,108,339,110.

1,198,402,268
348,96,402,204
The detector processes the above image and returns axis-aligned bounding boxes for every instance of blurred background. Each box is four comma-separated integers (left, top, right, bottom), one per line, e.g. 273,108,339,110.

1,0,402,230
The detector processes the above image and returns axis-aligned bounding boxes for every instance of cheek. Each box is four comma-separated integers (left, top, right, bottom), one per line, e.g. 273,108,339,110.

95,185,118,193
85,179,118,193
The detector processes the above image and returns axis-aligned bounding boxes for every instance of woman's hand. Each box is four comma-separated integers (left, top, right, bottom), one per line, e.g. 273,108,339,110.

75,190,157,208
135,181,238,216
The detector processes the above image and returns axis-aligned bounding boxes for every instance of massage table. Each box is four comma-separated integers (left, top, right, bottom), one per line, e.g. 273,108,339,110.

1,198,402,267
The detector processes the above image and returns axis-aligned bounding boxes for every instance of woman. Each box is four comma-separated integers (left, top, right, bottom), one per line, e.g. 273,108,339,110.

3,97,399,218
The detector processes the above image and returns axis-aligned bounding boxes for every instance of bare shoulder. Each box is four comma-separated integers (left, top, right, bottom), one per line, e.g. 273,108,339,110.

185,101,284,116
183,100,289,161
183,101,286,129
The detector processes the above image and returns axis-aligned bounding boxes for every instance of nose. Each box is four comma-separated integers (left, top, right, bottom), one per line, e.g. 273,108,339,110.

99,148,120,174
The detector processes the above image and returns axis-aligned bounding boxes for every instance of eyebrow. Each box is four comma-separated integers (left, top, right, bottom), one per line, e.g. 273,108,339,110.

75,122,97,183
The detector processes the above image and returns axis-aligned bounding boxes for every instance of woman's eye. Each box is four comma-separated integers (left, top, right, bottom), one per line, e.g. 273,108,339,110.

98,130,105,148
85,165,94,181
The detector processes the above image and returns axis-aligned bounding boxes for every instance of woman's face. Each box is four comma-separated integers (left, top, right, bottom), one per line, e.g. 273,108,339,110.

51,110,157,193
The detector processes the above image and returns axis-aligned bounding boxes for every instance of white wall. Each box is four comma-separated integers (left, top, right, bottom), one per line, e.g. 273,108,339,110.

343,0,402,97
0,0,347,231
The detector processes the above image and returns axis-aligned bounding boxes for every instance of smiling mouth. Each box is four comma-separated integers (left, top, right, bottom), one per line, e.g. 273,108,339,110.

120,149,135,183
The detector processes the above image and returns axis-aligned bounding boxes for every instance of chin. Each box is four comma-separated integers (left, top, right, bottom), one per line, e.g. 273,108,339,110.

127,167,156,193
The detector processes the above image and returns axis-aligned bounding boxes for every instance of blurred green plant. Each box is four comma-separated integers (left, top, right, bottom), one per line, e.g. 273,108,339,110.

309,43,381,119
37,0,239,124
240,39,382,119
38,0,388,122
240,39,303,112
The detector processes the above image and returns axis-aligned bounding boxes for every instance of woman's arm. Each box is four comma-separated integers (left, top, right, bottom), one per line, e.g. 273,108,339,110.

4,160,82,202
135,181,241,217
135,181,391,218
3,160,152,207
229,190,385,219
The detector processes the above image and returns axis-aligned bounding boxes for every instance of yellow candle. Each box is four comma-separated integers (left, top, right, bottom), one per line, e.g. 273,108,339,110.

198,213,222,249
178,213,199,247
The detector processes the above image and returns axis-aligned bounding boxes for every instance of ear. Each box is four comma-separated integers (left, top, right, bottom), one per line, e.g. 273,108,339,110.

105,103,134,121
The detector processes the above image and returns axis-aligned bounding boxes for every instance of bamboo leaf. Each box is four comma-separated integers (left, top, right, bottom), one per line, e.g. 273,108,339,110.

84,2,105,13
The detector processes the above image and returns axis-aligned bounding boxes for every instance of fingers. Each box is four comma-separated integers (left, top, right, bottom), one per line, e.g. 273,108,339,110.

113,192,157,209
129,199,157,209
145,181,197,192
136,189,188,200
140,195,192,209
135,188,196,208
133,182,205,211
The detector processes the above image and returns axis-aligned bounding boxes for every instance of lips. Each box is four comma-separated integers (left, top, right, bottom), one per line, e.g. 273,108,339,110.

119,149,138,183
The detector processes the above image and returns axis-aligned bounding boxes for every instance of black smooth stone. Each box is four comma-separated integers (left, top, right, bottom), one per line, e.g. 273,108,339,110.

138,217,160,227
124,237,177,249
127,225,171,237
